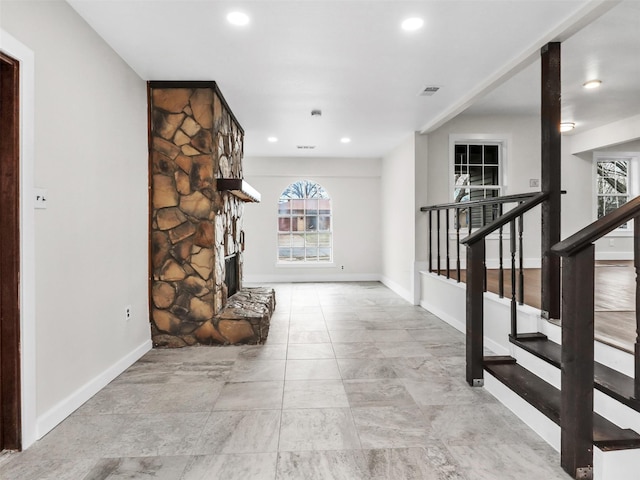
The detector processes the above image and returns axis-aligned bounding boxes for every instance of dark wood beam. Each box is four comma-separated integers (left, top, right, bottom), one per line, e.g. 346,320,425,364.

540,42,562,321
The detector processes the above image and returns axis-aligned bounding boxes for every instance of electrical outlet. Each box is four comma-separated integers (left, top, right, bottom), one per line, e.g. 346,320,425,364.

125,305,132,321
341,265,344,270
609,238,615,247
529,179,540,188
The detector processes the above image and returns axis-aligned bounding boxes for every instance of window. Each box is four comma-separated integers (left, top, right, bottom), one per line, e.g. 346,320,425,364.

596,159,628,220
594,152,639,231
452,140,504,229
277,180,332,263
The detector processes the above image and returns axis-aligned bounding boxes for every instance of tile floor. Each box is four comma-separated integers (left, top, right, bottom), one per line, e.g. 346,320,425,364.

0,282,571,479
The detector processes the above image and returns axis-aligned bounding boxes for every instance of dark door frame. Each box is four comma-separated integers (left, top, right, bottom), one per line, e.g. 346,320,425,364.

0,50,22,451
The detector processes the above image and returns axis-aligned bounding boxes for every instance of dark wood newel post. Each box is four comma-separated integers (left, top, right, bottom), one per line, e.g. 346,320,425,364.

541,42,562,321
466,241,485,386
560,245,594,478
635,216,640,399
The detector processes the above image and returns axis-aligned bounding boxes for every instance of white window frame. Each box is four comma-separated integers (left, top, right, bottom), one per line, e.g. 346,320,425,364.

593,151,639,235
276,180,334,265
448,134,509,235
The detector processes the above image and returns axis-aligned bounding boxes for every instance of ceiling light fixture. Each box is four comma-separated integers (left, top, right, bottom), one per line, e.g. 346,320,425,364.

267,136,278,143
401,17,424,32
560,122,575,133
583,79,602,89
340,137,351,144
227,11,250,26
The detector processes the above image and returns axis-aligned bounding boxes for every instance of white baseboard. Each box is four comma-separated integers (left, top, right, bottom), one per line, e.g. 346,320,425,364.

36,339,152,439
380,275,413,304
595,252,633,260
420,298,465,333
243,273,381,284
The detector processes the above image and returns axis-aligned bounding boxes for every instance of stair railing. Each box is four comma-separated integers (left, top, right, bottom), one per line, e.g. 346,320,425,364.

551,194,640,476
456,192,549,386
421,192,538,288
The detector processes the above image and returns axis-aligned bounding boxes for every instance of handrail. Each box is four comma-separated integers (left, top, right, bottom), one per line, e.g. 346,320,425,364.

461,192,549,246
420,192,538,212
552,195,640,257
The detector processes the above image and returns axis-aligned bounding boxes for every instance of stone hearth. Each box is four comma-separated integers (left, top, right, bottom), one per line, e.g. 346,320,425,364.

148,81,270,347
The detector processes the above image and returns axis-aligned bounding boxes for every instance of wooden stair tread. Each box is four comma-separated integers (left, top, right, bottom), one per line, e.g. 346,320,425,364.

484,358,640,451
510,334,640,413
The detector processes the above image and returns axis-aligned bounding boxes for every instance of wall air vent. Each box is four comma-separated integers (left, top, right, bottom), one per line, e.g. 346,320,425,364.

296,145,316,150
419,86,441,96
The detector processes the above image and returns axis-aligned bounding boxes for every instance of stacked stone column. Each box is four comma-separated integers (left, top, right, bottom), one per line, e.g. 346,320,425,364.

149,82,245,347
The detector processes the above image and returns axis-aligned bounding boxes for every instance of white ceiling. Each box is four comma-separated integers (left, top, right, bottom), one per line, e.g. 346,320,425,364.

66,0,640,158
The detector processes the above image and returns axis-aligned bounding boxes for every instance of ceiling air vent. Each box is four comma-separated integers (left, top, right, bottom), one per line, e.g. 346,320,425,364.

297,145,316,150
419,86,441,96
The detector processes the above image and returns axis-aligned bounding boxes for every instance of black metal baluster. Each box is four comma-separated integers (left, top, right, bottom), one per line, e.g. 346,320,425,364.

446,208,450,279
518,214,525,305
456,207,461,282
482,205,487,292
510,219,517,338
428,211,432,273
436,209,441,275
498,203,504,298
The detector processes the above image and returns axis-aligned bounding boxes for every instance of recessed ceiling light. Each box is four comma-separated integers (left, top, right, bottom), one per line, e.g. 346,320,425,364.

340,137,351,144
560,122,575,133
583,79,602,89
267,136,278,143
227,11,250,26
401,17,424,32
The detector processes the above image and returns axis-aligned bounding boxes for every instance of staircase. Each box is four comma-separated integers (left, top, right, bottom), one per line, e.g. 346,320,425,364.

420,194,640,479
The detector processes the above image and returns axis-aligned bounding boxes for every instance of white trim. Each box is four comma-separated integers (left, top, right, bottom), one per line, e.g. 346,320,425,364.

449,134,510,203
594,446,640,480
595,251,634,261
244,273,380,284
592,151,639,231
36,340,152,439
1,29,37,449
276,262,335,268
380,275,413,304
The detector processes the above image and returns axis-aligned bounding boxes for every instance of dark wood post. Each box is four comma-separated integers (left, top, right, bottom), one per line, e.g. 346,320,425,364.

466,241,485,386
428,211,433,272
561,245,594,478
635,216,640,399
541,42,562,321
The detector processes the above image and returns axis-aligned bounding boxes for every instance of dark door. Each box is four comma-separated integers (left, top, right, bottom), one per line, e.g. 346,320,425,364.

0,51,22,451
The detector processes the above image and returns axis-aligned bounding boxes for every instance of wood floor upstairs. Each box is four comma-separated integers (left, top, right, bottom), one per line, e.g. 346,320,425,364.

437,260,636,353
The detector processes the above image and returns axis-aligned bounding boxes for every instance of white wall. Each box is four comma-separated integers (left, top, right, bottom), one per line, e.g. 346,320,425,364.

1,0,151,443
564,135,640,259
242,156,382,283
381,135,416,302
425,114,543,266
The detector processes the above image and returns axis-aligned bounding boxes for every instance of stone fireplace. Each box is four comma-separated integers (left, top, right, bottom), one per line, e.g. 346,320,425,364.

148,81,273,347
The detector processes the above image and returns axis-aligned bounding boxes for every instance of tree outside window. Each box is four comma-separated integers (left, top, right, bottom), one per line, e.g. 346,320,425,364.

596,159,629,228
278,180,332,263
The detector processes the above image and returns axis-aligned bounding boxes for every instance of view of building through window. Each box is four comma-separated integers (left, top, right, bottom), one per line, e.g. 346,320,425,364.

278,180,332,263
596,159,629,228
